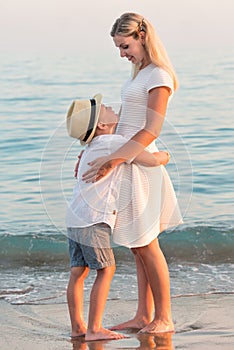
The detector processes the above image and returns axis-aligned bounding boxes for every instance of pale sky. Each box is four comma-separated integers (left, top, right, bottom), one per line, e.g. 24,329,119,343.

0,0,233,54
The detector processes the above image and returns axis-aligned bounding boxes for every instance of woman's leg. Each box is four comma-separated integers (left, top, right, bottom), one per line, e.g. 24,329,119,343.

136,238,174,333
133,251,154,322
110,249,154,330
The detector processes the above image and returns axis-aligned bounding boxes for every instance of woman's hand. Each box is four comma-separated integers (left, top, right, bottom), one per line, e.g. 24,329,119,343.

74,150,84,178
82,155,118,183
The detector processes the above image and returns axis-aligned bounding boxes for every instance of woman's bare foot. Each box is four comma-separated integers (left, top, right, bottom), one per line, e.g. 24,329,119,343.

85,327,126,341
109,317,149,331
138,319,174,334
71,324,87,338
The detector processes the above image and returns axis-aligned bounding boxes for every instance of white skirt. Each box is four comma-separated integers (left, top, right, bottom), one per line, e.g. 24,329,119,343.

112,164,183,248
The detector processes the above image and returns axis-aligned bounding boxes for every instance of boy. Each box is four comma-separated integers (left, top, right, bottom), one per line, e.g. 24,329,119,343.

66,94,169,341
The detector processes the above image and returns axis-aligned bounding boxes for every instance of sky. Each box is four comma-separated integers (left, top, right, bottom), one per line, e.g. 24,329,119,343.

0,0,233,54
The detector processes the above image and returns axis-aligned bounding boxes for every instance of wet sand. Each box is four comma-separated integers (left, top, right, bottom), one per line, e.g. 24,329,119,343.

0,293,233,350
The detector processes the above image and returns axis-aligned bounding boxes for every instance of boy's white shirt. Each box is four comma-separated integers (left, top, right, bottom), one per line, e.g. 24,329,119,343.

66,134,130,229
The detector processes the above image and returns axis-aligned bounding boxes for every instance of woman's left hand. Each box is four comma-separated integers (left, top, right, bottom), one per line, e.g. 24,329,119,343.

82,156,114,183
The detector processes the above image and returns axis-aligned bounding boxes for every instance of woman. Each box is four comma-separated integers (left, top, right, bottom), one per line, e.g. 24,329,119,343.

82,12,183,334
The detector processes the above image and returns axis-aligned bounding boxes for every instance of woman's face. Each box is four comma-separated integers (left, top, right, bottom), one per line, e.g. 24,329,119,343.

113,34,147,65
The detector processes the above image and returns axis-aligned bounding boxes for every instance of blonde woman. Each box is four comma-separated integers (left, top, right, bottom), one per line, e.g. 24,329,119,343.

82,13,183,334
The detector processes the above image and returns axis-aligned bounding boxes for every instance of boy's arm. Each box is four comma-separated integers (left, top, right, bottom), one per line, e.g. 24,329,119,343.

74,150,84,178
133,150,170,167
112,136,170,167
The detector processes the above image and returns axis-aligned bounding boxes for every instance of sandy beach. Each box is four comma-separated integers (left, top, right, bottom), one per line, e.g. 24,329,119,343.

0,293,233,350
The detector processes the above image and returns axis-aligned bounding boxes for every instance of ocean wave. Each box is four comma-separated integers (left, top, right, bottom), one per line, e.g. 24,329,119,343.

0,223,233,266
0,286,34,298
160,223,234,263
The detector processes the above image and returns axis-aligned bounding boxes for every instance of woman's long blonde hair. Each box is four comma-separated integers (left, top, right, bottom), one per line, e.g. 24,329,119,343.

110,12,178,91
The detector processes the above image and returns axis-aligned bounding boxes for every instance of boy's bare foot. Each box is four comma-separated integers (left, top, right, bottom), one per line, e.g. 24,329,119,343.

109,317,149,331
85,328,126,341
138,320,174,334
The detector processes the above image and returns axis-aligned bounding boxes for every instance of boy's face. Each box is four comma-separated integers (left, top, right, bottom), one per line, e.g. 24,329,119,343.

98,105,119,133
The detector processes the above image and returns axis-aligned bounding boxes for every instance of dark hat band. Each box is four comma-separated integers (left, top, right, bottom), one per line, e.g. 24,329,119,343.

82,99,96,142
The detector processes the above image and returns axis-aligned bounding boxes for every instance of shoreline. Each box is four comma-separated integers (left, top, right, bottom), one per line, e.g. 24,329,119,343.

0,293,233,349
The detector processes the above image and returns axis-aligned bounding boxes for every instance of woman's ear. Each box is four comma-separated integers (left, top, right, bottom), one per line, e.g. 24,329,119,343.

140,31,146,45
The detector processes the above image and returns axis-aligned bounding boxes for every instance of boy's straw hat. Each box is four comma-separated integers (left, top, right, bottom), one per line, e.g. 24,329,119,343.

67,94,102,145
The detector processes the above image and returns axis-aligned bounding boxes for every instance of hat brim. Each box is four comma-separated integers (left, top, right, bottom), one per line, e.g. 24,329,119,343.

67,93,103,145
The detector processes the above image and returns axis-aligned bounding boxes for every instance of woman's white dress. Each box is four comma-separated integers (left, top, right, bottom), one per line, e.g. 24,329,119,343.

112,64,183,248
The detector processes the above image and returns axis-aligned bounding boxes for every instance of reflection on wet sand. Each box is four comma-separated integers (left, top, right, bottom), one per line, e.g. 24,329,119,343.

137,333,173,349
71,332,173,350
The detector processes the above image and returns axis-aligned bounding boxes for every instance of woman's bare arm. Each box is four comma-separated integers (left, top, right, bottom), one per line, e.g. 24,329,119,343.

82,87,170,182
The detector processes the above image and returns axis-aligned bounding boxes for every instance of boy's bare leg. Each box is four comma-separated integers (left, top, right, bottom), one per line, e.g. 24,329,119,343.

85,265,125,341
67,266,89,337
110,252,154,330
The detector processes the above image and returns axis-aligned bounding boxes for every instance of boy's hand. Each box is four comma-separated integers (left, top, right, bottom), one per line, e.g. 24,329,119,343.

154,151,170,166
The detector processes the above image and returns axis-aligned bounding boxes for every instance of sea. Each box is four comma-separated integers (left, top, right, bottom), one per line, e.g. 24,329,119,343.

0,48,233,306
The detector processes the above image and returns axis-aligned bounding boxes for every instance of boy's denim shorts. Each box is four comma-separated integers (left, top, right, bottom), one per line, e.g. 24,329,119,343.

67,223,115,270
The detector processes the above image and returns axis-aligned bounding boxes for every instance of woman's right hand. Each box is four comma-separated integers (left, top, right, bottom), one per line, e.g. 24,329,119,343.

74,150,84,178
